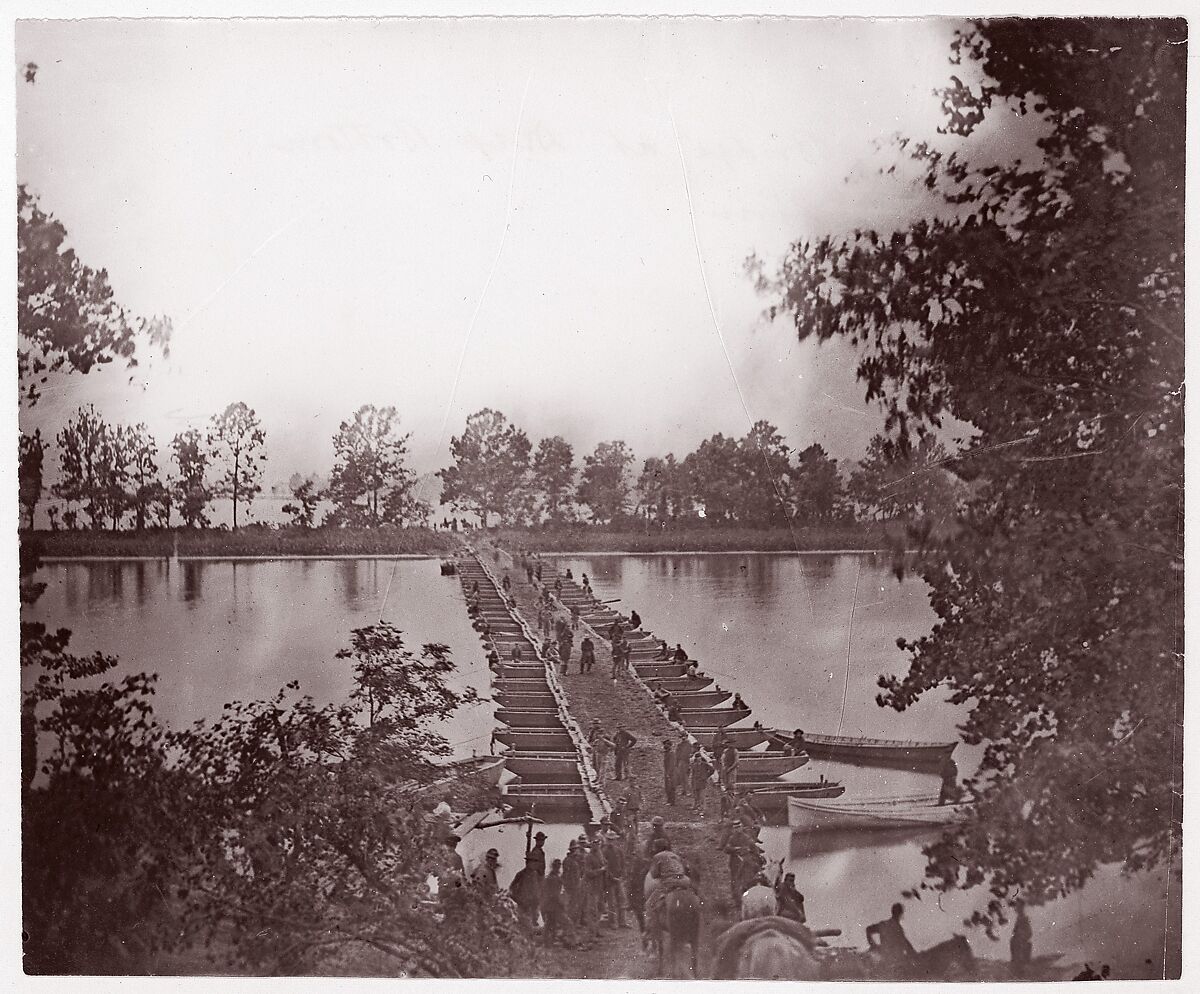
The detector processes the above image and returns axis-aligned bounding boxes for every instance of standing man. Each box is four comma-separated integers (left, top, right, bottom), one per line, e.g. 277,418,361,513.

571,603,581,630
472,848,501,892
559,628,574,672
662,737,676,805
1010,900,1033,977
542,859,566,945
624,778,643,836
612,726,637,781
562,840,583,926
509,855,543,930
583,840,607,929
579,636,595,673
722,743,740,806
939,755,961,805
691,751,713,815
528,831,548,878
674,733,693,799
593,733,614,781
603,832,628,929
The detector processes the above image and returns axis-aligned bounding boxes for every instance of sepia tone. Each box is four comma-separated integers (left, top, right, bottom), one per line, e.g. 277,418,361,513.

16,14,1184,982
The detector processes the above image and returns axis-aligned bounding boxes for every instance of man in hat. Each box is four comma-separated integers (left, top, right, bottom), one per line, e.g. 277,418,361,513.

644,815,671,858
579,636,595,673
562,840,584,925
602,831,629,929
473,848,501,892
623,779,643,835
674,733,692,793
610,798,628,836
542,859,567,945
509,855,543,929
528,831,548,878
592,732,614,781
643,839,693,936
582,838,607,929
691,751,713,815
612,726,637,781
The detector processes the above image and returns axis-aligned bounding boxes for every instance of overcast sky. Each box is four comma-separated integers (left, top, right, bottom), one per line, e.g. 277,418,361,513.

17,17,1006,485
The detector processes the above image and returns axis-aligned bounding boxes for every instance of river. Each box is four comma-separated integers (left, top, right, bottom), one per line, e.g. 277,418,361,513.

24,552,1179,978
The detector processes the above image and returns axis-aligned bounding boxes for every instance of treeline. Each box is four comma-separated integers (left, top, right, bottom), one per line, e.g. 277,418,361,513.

438,407,962,529
18,402,430,532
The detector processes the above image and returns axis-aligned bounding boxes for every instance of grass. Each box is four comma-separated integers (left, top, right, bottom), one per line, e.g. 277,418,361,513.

24,524,459,558
490,523,900,554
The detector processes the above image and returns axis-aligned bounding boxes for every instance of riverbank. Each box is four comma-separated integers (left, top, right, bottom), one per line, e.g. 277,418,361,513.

492,525,899,555
21,525,458,559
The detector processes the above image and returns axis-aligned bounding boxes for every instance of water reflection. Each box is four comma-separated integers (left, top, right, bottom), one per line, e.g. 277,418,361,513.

182,561,203,604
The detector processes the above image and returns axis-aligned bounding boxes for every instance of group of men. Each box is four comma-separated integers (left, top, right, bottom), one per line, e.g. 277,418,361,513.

588,719,640,782
660,732,716,813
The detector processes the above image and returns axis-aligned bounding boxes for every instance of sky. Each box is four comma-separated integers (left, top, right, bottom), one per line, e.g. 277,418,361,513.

16,16,1001,488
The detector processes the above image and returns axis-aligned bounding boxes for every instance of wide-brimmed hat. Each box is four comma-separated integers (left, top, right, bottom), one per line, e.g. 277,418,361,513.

534,831,547,841
485,848,500,860
651,816,665,827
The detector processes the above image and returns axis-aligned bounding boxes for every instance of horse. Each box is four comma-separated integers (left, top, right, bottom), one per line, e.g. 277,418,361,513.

652,886,701,978
710,916,824,980
739,883,777,920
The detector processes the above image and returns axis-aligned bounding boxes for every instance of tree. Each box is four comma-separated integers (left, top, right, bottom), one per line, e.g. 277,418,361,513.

682,434,743,525
848,433,962,523
208,402,267,529
754,19,1183,931
53,404,107,529
737,420,796,526
127,424,165,531
171,429,212,528
282,478,320,528
326,405,424,526
576,440,634,525
17,185,171,406
531,435,576,524
19,430,46,530
791,443,844,523
94,422,134,531
438,409,532,527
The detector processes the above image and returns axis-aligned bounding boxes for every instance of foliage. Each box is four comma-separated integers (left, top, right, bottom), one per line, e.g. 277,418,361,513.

754,18,1184,925
22,602,526,976
208,402,267,529
635,453,688,524
438,409,532,527
848,433,963,524
492,523,895,553
531,435,577,524
576,440,634,524
171,428,212,528
326,405,426,527
737,420,799,526
127,423,167,530
17,185,171,406
19,429,46,529
281,478,321,528
791,443,844,523
53,404,110,529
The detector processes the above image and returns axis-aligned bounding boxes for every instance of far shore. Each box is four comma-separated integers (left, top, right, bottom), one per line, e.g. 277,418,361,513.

21,521,904,561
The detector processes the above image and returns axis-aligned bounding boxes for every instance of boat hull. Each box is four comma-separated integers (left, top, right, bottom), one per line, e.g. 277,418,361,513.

495,709,564,729
788,796,972,831
503,756,583,783
679,708,753,729
744,783,845,812
691,729,768,750
493,730,576,751
768,729,957,768
737,753,810,777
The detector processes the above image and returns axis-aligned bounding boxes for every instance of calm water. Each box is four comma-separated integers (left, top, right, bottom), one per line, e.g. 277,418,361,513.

26,553,1179,977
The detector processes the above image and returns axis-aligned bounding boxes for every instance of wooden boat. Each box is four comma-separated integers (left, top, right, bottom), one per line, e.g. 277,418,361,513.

767,729,957,768
743,781,845,813
494,709,564,730
494,663,549,680
502,784,592,819
503,755,583,783
492,678,551,692
678,707,753,729
494,693,557,711
644,675,714,691
690,728,768,750
633,663,688,679
429,754,506,787
788,795,972,831
660,689,732,708
737,753,810,777
493,729,575,751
